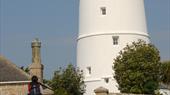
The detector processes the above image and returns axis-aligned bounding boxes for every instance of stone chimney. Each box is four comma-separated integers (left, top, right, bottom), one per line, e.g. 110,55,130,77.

29,38,44,83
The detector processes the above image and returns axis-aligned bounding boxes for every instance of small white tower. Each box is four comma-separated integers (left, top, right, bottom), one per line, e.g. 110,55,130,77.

77,0,150,95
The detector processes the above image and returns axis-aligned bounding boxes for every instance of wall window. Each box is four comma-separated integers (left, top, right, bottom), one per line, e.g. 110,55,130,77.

104,78,109,83
112,36,119,45
86,67,91,75
101,7,106,15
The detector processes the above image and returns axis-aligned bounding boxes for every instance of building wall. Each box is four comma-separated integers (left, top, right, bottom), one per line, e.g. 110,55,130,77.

0,83,29,95
77,34,149,95
159,89,170,95
94,88,151,95
78,0,149,95
95,93,151,95
0,83,54,95
108,93,150,95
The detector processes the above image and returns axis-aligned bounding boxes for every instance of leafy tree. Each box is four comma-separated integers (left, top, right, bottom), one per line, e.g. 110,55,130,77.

43,79,51,85
113,40,161,94
20,66,30,73
54,87,69,95
161,61,170,84
50,64,85,95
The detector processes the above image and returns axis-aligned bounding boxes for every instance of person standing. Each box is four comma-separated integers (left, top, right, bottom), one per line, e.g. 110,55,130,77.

28,76,43,95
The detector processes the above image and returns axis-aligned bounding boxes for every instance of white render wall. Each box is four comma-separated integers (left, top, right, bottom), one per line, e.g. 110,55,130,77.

79,0,148,38
77,0,150,95
77,34,149,95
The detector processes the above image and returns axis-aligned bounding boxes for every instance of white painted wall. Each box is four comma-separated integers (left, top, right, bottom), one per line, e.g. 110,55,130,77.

77,0,150,95
160,89,170,95
79,0,148,38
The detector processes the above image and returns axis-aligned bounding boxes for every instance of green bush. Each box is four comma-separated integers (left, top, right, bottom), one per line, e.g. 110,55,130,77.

50,64,85,95
113,40,161,94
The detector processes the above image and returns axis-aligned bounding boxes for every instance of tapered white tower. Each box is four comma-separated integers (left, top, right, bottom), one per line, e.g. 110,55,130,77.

77,0,150,95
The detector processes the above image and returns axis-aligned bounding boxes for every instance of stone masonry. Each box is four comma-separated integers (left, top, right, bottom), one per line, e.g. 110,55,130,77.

0,83,29,95
94,87,151,95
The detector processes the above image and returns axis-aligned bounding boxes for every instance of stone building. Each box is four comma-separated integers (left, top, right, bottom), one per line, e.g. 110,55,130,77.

0,38,53,95
159,83,170,95
94,86,170,95
0,55,31,95
94,87,149,95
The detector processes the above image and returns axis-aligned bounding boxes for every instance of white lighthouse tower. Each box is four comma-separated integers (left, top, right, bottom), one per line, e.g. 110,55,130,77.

77,0,150,95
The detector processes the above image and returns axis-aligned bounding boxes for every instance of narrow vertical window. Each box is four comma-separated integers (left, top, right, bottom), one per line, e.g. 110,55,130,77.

104,78,109,83
101,7,106,15
112,36,119,45
86,67,91,75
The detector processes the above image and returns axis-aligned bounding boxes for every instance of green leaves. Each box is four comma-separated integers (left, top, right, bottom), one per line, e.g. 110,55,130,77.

161,61,170,84
20,66,30,73
50,64,85,95
113,40,161,94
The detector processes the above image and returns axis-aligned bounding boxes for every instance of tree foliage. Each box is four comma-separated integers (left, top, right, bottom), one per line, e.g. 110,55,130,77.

113,40,161,94
50,64,85,95
20,66,30,73
161,61,170,84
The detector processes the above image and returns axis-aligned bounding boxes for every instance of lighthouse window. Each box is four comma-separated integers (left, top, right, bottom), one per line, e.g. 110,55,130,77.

101,7,106,15
86,67,91,75
104,78,109,83
112,36,119,45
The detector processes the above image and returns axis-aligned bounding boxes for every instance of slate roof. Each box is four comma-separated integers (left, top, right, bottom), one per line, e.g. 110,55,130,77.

0,55,31,82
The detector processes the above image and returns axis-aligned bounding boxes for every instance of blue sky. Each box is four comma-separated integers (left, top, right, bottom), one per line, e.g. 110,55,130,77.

0,0,169,79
